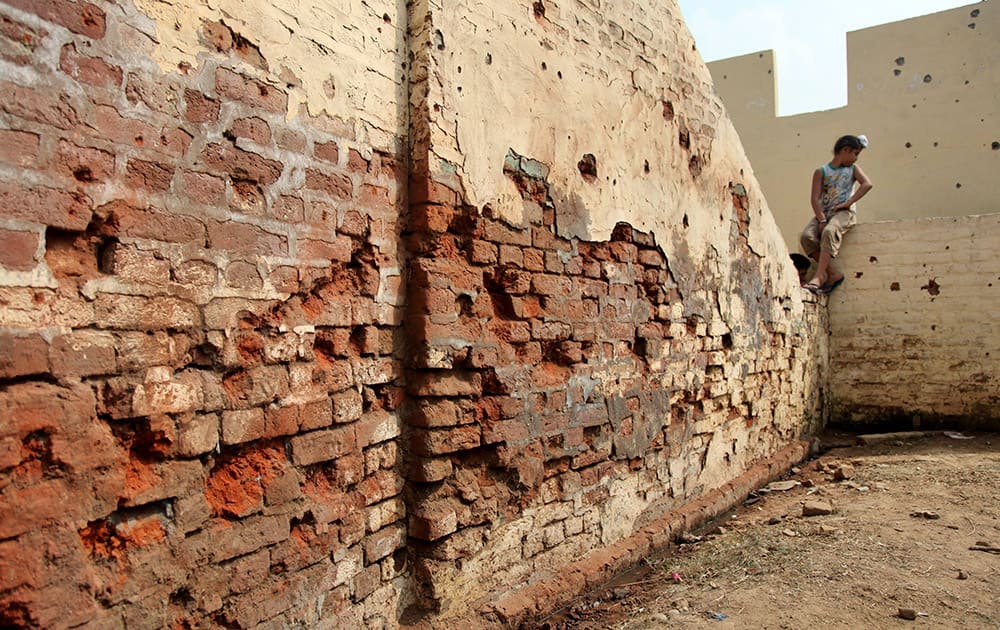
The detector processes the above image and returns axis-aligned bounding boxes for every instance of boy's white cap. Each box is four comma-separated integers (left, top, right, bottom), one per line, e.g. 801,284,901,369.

857,134,869,148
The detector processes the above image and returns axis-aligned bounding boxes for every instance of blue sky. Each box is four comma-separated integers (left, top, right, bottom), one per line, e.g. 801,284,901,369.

676,0,979,115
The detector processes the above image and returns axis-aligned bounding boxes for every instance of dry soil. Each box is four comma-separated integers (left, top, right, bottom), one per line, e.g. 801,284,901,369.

530,431,1000,630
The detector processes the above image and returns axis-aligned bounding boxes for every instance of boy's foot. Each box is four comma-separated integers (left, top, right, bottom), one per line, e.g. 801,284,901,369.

821,276,845,294
802,280,823,292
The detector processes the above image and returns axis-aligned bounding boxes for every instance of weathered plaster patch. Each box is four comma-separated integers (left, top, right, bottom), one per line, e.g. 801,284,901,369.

133,0,405,135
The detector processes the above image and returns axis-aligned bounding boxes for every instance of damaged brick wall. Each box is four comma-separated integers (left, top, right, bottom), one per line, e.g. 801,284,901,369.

828,215,1000,429
402,150,826,618
1,0,826,627
402,0,828,619
0,0,410,627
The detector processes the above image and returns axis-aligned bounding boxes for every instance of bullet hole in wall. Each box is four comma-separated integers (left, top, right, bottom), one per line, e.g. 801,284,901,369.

921,278,941,296
383,13,391,23
968,22,976,29
855,272,863,279
541,62,547,70
955,182,962,188
434,29,445,50
557,71,562,79
933,142,939,147
643,160,650,174
869,256,878,263
457,66,462,73
894,69,901,76
533,1,545,18
682,214,689,228
923,74,932,83
577,153,597,183
485,52,492,65
905,142,912,148
890,282,900,291
895,57,905,66
662,100,674,121
991,142,999,150
971,8,980,17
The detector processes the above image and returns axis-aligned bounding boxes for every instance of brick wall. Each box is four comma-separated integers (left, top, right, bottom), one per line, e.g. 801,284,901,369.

0,0,826,626
0,0,408,627
828,214,1000,429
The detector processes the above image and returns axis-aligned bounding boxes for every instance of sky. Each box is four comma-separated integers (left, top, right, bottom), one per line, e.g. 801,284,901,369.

676,0,979,115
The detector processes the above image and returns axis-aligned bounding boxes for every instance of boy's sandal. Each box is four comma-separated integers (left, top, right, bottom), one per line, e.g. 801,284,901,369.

802,280,823,292
821,277,845,295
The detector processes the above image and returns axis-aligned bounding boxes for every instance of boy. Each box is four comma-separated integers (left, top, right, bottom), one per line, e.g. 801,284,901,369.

800,134,873,293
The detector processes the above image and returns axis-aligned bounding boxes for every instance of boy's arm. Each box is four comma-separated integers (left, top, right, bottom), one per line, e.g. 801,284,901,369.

810,168,824,221
833,165,873,211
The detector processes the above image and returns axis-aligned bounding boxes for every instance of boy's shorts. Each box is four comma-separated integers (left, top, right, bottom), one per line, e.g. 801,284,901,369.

800,210,856,258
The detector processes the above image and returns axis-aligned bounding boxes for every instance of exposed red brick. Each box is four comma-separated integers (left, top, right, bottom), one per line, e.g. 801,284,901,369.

359,183,390,208
5,0,106,39
207,219,287,256
184,89,220,123
274,127,306,152
289,425,356,466
91,104,160,150
125,158,174,192
272,195,304,222
0,14,46,65
409,425,481,456
299,234,352,263
93,199,206,244
229,116,272,145
59,43,121,87
347,149,368,173
159,126,193,157
54,140,115,184
0,129,39,167
200,142,283,184
304,168,353,199
215,67,288,114
0,81,77,129
49,332,116,378
314,140,339,164
0,228,39,271
0,181,91,230
0,332,48,378
205,445,286,518
179,170,226,207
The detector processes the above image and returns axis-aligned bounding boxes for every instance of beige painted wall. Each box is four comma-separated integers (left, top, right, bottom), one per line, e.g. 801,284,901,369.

708,2,999,251
828,214,1000,427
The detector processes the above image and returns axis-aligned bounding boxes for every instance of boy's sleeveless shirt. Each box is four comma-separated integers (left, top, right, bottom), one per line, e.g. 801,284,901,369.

819,162,856,215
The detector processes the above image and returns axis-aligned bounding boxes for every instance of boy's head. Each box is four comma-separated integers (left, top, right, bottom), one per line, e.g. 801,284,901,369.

834,134,867,152
833,134,868,164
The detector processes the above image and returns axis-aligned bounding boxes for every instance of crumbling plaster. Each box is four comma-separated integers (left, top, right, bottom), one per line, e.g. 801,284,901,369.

133,0,408,149
424,1,794,285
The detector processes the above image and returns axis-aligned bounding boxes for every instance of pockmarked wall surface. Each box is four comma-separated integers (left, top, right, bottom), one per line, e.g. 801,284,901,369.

827,215,1000,429
707,2,999,251
406,0,824,620
0,0,825,626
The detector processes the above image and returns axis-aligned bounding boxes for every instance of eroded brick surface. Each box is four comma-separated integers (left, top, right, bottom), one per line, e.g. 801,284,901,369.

0,0,824,627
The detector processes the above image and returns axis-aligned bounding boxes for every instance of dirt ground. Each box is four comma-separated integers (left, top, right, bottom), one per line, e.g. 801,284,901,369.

530,431,1000,630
